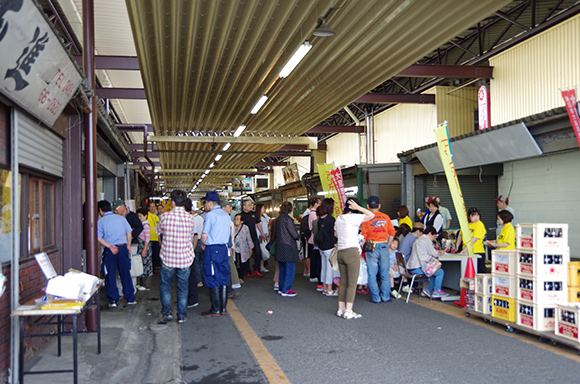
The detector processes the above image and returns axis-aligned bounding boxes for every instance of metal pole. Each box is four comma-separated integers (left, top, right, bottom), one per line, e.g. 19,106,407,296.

10,108,21,384
83,0,98,331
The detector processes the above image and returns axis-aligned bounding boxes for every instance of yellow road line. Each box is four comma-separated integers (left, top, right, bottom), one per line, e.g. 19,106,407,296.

227,301,290,383
410,297,580,363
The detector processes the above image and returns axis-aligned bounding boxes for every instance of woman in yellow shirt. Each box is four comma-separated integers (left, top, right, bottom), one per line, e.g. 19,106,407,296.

397,205,413,230
486,210,515,250
456,207,487,271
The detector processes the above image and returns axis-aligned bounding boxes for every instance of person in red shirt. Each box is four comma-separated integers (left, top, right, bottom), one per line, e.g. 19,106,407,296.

361,196,396,303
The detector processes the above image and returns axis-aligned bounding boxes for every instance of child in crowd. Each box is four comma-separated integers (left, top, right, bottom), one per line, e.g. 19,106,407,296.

389,238,402,299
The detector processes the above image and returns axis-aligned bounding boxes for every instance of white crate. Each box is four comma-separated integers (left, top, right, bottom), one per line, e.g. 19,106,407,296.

555,303,580,342
475,273,492,295
516,248,570,278
516,223,568,250
517,301,556,332
492,275,517,299
516,275,567,305
491,250,517,275
475,294,492,315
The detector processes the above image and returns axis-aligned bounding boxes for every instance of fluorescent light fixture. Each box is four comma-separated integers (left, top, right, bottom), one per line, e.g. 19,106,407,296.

209,162,215,168
214,154,223,162
279,41,312,78
204,169,210,175
233,124,246,137
201,173,206,178
250,95,268,114
222,142,231,151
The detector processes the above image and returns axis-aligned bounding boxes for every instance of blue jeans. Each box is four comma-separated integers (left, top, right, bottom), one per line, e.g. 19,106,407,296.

194,242,204,283
408,267,445,292
160,264,190,319
278,262,296,293
366,243,391,302
102,246,135,303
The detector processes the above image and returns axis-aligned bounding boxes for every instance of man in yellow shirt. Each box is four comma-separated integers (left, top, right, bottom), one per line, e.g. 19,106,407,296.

361,196,396,303
148,201,161,269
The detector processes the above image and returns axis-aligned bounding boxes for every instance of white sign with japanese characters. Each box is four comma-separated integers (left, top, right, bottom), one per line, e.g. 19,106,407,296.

0,0,82,127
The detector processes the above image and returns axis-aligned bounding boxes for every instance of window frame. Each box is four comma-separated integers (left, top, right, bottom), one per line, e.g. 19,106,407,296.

28,177,56,253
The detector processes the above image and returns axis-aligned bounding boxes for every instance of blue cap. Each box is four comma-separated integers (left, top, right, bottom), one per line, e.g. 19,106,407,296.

368,195,380,208
203,191,220,202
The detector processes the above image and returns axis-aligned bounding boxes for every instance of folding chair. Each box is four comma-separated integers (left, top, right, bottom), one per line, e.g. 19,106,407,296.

396,252,432,303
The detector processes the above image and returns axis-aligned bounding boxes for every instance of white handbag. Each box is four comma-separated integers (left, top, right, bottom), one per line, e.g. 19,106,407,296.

130,253,144,277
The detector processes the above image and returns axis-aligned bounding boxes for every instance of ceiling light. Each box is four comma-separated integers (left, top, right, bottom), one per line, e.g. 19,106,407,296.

204,169,210,175
313,19,335,37
214,154,223,162
209,162,215,168
233,124,246,137
250,96,268,114
201,174,206,178
222,143,231,151
279,41,312,78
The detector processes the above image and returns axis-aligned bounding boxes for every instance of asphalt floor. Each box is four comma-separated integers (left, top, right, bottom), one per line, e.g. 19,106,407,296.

20,261,580,383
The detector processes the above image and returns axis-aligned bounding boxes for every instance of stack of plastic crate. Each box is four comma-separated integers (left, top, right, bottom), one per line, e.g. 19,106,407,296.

515,223,569,332
474,273,492,314
491,249,518,322
568,261,580,302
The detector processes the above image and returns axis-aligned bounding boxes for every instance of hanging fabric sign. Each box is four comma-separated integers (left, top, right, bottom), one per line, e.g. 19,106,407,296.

561,89,580,148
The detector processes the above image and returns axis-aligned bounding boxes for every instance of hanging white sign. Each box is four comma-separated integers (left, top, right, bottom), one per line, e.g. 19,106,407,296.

0,0,82,127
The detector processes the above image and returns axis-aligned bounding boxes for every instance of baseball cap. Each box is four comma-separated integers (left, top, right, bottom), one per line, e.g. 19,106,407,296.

220,200,233,208
203,191,220,202
112,199,125,211
494,195,509,204
426,197,436,204
412,222,424,231
368,195,380,208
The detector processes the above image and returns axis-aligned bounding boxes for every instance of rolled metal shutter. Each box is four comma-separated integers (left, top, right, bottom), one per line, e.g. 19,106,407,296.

18,111,63,177
425,174,498,236
378,184,401,218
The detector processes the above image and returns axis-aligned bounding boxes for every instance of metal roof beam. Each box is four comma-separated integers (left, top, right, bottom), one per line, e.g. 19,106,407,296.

254,161,287,167
355,93,436,104
149,135,318,149
96,88,146,99
307,125,365,133
396,64,493,78
73,55,140,70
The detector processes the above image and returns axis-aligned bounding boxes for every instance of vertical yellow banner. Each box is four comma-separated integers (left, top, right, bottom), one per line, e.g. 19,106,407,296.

317,163,343,217
434,122,473,256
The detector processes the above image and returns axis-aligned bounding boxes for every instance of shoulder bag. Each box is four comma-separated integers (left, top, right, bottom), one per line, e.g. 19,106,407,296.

421,257,441,277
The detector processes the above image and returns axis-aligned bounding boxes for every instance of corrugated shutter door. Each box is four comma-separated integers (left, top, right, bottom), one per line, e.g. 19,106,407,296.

378,184,401,218
425,175,497,237
18,111,63,177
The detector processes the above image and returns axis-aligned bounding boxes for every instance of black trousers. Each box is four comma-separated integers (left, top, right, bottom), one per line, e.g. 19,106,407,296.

252,237,262,271
309,244,321,283
151,240,161,268
187,264,199,305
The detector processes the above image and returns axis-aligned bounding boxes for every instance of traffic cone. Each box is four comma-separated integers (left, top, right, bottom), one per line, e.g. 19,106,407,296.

454,257,476,307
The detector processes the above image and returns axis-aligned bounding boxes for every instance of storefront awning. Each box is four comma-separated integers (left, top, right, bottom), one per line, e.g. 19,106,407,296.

415,122,543,174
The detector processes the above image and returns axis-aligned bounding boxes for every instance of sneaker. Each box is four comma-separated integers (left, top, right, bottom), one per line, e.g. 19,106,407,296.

402,285,410,293
228,290,240,299
177,317,186,324
336,309,345,317
109,302,117,309
187,302,199,308
280,290,297,297
162,313,173,322
197,282,204,287
391,290,402,300
316,285,324,292
273,285,279,291
326,289,338,297
421,289,432,298
127,301,137,306
303,273,310,277
432,290,449,298
245,272,254,279
309,278,318,283
136,285,146,291
343,311,362,319
260,266,269,273
253,270,264,278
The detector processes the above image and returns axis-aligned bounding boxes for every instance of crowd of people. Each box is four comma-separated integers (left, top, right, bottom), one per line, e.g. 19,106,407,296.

95,190,517,322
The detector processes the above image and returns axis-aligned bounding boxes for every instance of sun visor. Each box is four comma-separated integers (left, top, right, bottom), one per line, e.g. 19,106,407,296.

416,123,543,174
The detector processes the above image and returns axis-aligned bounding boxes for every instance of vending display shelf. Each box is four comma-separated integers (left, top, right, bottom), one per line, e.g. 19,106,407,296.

463,307,580,355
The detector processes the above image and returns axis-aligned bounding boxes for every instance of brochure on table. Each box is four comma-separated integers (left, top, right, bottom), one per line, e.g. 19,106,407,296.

35,252,101,302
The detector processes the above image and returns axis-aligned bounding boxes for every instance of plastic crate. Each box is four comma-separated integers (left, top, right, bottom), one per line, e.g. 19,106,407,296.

516,223,568,250
492,296,516,322
569,287,580,302
516,275,567,304
516,249,570,278
569,261,580,287
492,275,517,299
555,303,580,342
517,301,556,331
491,250,517,275
475,273,492,295
475,294,492,315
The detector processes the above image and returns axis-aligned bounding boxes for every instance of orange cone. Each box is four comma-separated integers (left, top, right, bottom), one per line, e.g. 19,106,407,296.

454,257,476,307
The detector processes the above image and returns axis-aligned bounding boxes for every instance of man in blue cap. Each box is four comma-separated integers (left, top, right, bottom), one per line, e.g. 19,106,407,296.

201,191,232,317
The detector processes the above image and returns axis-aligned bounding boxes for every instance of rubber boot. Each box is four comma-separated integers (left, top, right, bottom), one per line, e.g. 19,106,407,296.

202,287,221,317
220,285,228,315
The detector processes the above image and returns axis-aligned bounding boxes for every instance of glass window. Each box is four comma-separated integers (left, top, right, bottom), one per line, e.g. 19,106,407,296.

29,178,55,252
